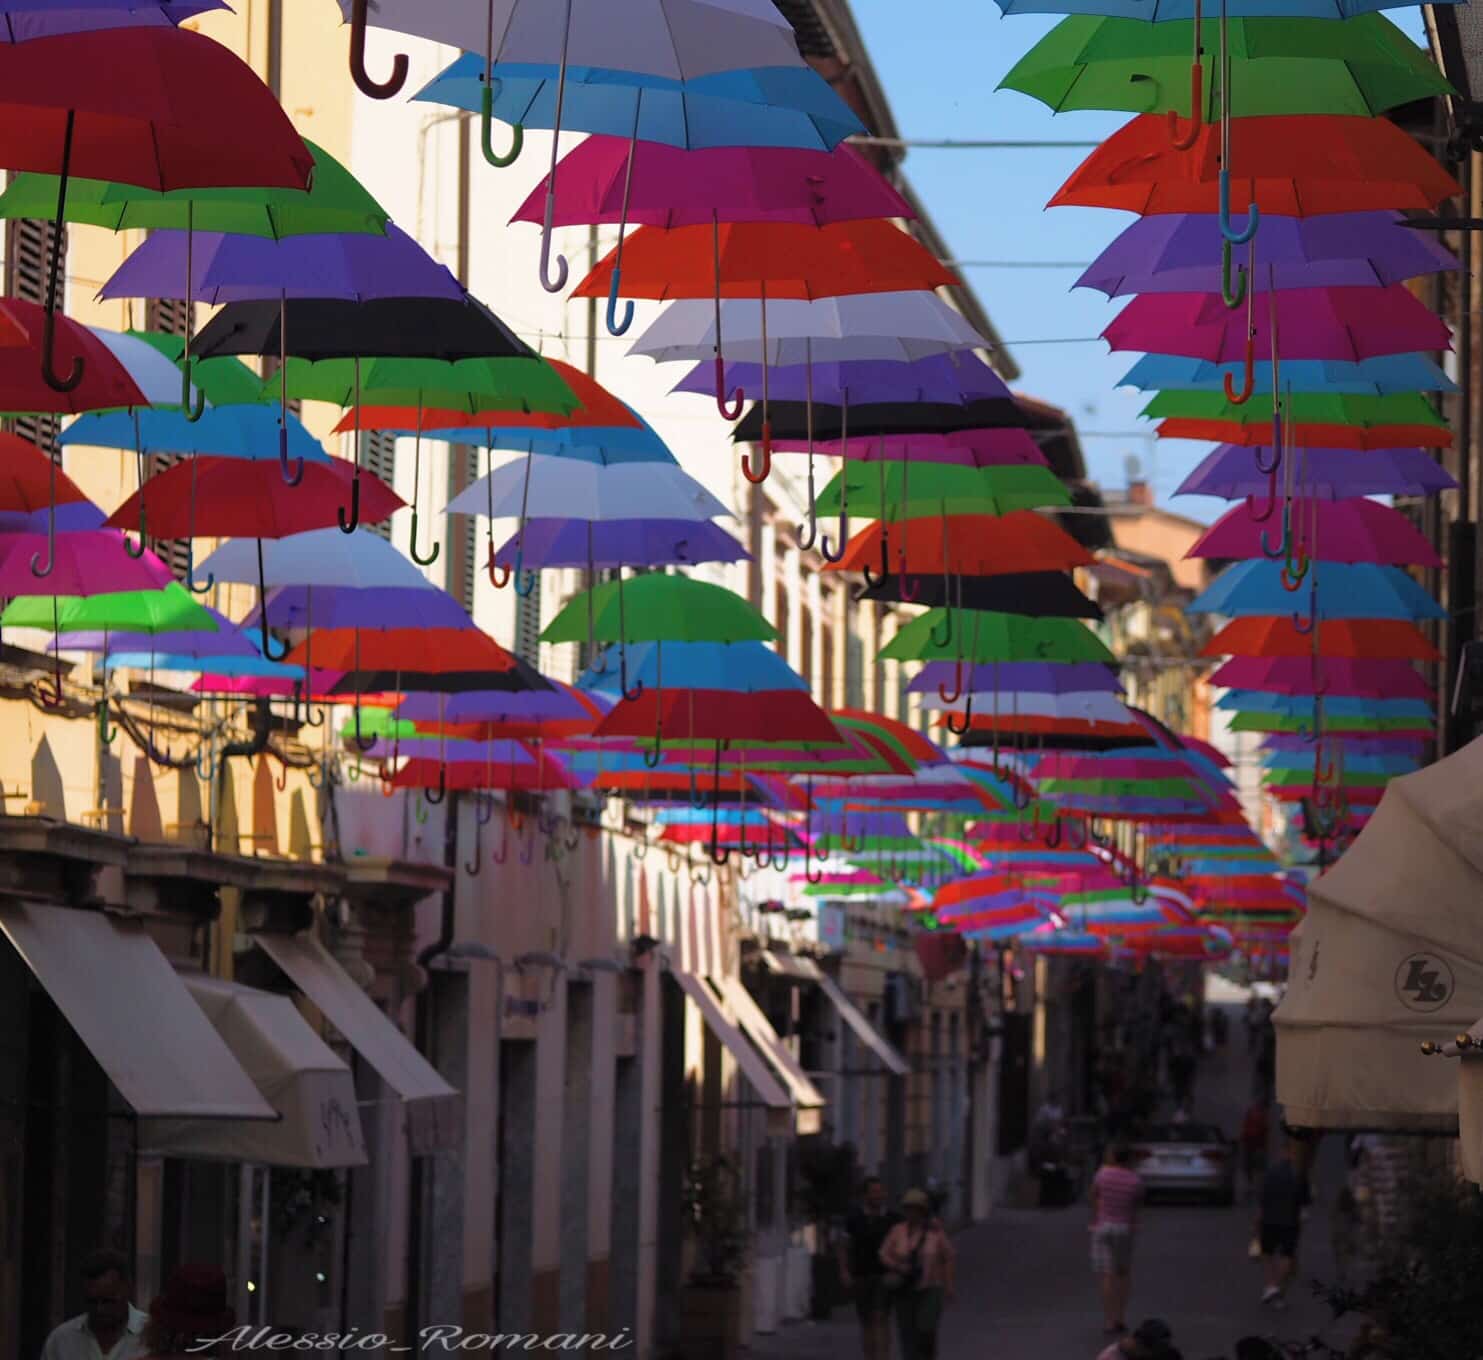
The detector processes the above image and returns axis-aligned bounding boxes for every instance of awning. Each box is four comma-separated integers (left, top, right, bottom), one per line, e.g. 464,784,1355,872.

670,968,790,1113
255,931,461,1156
759,948,824,982
141,976,367,1169
713,975,827,1134
0,901,273,1121
815,972,911,1077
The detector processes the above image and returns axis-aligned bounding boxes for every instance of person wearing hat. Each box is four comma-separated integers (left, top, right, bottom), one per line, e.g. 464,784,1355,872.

139,1265,235,1358
878,1187,955,1360
1096,1317,1183,1360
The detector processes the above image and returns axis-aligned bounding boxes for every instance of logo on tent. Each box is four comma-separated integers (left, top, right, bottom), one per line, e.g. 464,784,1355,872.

1394,954,1455,1013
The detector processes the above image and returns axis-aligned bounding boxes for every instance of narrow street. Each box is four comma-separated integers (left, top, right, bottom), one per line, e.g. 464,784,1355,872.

754,1006,1347,1360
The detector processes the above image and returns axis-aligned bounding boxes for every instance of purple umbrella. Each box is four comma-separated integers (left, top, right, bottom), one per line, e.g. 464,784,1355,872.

673,353,1011,407
1079,212,1459,298
1104,287,1451,364
396,687,603,725
52,606,260,658
491,517,748,570
245,585,476,632
1177,445,1457,502
99,222,463,304
2,2,226,40
0,503,106,532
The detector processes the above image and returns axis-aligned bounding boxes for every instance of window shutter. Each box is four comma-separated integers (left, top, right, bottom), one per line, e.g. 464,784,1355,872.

138,296,195,581
514,575,543,669
444,443,478,611
4,216,62,456
362,431,397,542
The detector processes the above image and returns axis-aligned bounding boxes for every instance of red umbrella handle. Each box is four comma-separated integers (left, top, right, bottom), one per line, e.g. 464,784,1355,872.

741,424,771,482
349,0,407,100
1223,334,1255,406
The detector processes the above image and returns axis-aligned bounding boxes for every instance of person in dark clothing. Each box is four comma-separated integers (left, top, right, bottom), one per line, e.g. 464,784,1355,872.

837,1175,901,1360
1256,1140,1311,1308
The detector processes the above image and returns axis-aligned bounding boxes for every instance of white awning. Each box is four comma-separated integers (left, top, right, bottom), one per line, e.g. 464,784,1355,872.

255,931,461,1156
760,948,821,981
671,968,790,1111
816,973,910,1077
0,902,273,1121
141,976,367,1169
713,975,827,1129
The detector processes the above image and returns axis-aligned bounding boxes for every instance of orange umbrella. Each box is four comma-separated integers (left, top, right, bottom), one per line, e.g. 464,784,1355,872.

572,219,957,302
1050,114,1458,217
1157,418,1450,450
825,511,1090,579
573,219,955,482
331,359,641,434
1202,616,1438,661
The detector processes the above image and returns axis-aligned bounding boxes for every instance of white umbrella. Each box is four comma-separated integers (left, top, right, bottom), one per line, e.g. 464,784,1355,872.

1277,735,1483,1146
629,292,987,366
86,326,201,408
198,527,437,590
445,454,732,522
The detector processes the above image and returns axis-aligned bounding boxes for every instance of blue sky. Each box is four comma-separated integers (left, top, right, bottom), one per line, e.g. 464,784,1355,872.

848,2,1430,516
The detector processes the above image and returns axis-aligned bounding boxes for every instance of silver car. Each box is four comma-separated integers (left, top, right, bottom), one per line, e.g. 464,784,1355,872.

1128,1122,1236,1204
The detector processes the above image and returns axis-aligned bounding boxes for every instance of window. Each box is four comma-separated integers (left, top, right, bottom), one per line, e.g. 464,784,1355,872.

138,296,194,582
799,604,813,689
514,574,543,668
445,443,479,611
821,621,834,710
5,216,61,457
361,431,397,543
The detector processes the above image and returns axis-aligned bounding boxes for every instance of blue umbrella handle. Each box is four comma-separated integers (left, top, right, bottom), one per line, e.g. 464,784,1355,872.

1218,169,1259,246
606,270,634,337
480,82,523,167
348,0,407,100
278,425,304,486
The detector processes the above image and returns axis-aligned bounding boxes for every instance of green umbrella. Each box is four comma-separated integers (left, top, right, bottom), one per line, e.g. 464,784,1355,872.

1142,389,1447,430
276,355,578,415
3,583,217,634
1001,13,1449,119
880,610,1114,664
544,576,775,645
0,139,387,238
1228,712,1428,734
816,463,1070,518
1038,777,1205,801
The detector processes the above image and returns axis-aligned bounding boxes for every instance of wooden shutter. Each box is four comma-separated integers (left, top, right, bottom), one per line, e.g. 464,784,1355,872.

514,575,543,669
3,216,62,456
444,443,478,611
362,431,397,542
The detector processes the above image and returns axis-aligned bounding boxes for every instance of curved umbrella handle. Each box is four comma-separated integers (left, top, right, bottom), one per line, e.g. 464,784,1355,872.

480,82,523,167
29,502,56,579
185,541,215,596
1252,442,1282,476
1041,814,1063,850
464,820,482,878
619,643,644,704
944,692,974,738
820,518,849,564
278,426,304,486
488,552,512,588
124,502,148,559
337,473,361,534
1281,546,1309,592
97,699,116,746
424,765,448,806
741,425,771,483
1218,169,1259,246
1223,334,1255,406
1245,466,1279,524
180,359,205,423
714,357,745,420
538,183,568,294
1167,63,1203,150
606,270,635,338
1291,590,1317,635
898,572,922,604
40,306,83,394
937,658,964,706
349,0,407,100
409,507,441,566
1220,240,1247,310
929,608,953,650
514,566,537,597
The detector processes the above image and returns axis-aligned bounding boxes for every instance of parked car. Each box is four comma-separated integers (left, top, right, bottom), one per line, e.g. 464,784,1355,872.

1128,1122,1236,1204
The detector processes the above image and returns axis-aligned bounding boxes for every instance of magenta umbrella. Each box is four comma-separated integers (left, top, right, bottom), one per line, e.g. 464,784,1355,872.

1209,656,1432,700
1104,286,1449,365
0,530,174,596
1188,498,1441,567
511,135,912,352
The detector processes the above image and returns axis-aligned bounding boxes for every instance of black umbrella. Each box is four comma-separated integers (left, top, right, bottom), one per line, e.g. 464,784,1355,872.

324,667,553,697
732,397,1027,442
193,294,534,361
858,571,1102,619
959,730,1154,753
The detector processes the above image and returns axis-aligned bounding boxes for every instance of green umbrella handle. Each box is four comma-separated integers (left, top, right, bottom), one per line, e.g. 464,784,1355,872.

97,698,116,747
1220,240,1246,310
409,506,441,566
349,0,408,100
180,357,205,422
480,83,524,167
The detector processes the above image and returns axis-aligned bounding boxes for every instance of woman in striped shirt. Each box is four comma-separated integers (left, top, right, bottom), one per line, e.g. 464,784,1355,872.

1089,1143,1145,1336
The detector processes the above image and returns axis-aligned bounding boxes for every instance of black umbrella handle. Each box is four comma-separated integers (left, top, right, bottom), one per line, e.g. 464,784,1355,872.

337,473,361,534
41,111,83,394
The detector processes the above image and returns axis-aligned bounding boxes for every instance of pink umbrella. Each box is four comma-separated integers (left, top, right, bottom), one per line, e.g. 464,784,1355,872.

1104,287,1449,366
1188,498,1440,567
0,530,173,596
192,669,346,697
1208,657,1433,700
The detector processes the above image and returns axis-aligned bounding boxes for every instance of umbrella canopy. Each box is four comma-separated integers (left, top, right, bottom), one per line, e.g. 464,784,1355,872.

1002,14,1449,118
512,139,911,228
446,457,730,522
1177,445,1457,501
1147,389,1450,449
492,519,747,570
858,571,1102,618
580,641,805,695
0,303,150,411
4,580,213,633
0,431,92,513
816,464,1071,517
198,527,442,590
1105,288,1449,363
676,353,1011,406
573,219,957,301
731,396,1030,442
1120,353,1455,396
1082,212,1458,297
1203,617,1438,661
61,404,332,465
544,577,775,644
881,612,1116,664
1189,498,1441,566
1050,114,1459,216
991,2,1462,15
1191,560,1444,621
1208,656,1432,699
100,223,464,304
909,661,1122,696
825,513,1091,577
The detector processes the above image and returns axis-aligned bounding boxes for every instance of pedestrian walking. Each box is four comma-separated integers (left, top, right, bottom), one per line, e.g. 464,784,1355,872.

1255,1140,1311,1309
139,1265,235,1358
1096,1317,1183,1360
879,1187,954,1360
41,1249,146,1360
1089,1142,1145,1336
837,1175,901,1360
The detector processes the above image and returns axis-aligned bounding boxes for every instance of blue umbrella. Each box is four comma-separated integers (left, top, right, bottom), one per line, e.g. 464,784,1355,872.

1261,750,1420,776
1191,561,1445,622
1118,353,1456,396
580,640,807,697
1216,691,1435,719
61,404,332,464
104,651,305,678
990,1,1457,15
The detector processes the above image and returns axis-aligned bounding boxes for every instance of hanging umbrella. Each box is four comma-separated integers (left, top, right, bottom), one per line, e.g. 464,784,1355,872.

0,2,230,39
1208,656,1432,699
1189,498,1441,565
768,428,1049,467
62,404,333,466
0,529,172,597
3,580,213,634
445,455,730,522
816,464,1070,517
0,431,97,528
1050,113,1458,216
1202,616,1438,661
290,627,550,697
825,512,1091,580
1002,14,1449,118
1178,444,1457,502
1190,560,1445,621
675,353,1012,408
859,571,1101,618
990,2,1463,16
1082,212,1458,298
490,518,747,571
1147,389,1450,449
1120,353,1455,396
881,612,1116,664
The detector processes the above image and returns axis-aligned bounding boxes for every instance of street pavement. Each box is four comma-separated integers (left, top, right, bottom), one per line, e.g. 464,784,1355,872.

750,1005,1351,1360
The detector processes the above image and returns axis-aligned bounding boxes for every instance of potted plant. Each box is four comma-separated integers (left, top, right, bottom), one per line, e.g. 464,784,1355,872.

678,1156,748,1359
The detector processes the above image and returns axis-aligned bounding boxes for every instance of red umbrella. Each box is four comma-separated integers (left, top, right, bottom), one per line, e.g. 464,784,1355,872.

0,431,92,513
1202,617,1439,662
593,688,842,745
0,301,148,412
